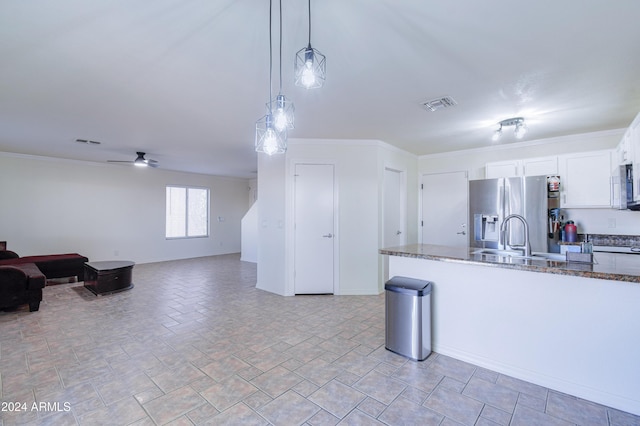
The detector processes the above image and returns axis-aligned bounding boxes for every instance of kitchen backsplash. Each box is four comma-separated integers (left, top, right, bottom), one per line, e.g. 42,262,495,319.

582,234,640,247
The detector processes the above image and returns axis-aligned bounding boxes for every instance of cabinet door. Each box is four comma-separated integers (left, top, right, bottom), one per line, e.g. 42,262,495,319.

616,128,633,165
522,156,558,176
558,150,612,208
485,160,520,178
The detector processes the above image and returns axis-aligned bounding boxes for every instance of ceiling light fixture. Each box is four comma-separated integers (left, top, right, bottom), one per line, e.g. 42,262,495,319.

295,0,326,89
492,117,527,141
255,0,287,156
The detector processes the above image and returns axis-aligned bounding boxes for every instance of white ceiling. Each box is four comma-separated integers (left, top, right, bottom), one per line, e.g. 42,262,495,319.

1,0,639,178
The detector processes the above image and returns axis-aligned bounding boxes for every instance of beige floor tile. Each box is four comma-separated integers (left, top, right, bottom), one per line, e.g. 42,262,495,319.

200,375,258,411
378,396,443,426
258,390,320,425
142,385,206,425
308,380,366,419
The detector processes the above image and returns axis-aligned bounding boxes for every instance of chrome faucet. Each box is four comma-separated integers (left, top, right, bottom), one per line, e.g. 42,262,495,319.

500,214,531,257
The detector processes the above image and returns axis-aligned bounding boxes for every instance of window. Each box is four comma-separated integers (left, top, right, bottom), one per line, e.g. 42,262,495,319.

166,186,209,238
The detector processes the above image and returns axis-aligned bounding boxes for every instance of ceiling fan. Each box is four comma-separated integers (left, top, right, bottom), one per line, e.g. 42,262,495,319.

108,152,158,168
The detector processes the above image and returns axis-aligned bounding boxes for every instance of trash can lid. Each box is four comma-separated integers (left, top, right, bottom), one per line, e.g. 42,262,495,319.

385,276,432,296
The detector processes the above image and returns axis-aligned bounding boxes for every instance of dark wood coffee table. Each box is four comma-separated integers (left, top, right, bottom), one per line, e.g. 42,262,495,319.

84,260,134,296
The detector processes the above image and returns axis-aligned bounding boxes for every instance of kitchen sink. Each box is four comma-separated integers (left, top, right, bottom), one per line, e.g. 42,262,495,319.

472,248,567,262
530,252,567,261
471,248,526,257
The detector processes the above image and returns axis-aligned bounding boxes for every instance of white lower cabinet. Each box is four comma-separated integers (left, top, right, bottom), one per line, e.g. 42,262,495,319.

558,150,612,208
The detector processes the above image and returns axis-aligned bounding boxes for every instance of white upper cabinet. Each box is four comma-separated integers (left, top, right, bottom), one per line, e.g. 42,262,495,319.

486,156,557,178
558,150,612,208
616,128,633,165
522,156,558,176
485,160,520,178
614,110,640,201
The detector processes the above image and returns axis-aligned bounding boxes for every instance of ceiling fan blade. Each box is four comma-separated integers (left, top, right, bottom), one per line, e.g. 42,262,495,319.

107,160,134,164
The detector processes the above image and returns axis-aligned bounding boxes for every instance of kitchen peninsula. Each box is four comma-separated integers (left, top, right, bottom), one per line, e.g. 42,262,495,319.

381,244,640,416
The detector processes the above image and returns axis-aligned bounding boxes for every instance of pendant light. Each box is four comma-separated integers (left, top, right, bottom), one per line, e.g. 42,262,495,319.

256,0,287,155
269,0,294,132
295,0,326,89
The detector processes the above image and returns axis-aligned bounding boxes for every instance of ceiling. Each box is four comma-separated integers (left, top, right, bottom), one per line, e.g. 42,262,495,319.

1,1,639,178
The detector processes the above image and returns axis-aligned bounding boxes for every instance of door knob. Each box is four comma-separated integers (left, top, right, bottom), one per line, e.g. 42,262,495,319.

457,231,466,235
322,233,333,238
396,230,402,235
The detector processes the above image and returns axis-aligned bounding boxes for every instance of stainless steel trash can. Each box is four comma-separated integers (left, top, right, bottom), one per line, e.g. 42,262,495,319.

385,276,432,361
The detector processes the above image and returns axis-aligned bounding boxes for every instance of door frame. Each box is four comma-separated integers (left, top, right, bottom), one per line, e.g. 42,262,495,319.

381,165,407,284
285,159,340,296
382,166,407,248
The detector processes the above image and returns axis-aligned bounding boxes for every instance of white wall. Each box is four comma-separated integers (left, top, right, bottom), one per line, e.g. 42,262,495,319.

241,202,258,263
256,139,418,296
0,152,249,263
419,129,640,235
256,153,287,295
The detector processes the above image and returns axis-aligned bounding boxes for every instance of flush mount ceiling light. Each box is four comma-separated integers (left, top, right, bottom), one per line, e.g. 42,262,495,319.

294,0,326,89
255,0,288,156
492,117,528,141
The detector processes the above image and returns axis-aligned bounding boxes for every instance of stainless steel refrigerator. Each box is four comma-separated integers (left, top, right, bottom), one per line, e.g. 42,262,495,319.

469,175,549,253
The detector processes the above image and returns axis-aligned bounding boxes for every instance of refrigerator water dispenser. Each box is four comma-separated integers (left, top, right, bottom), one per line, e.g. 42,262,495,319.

474,214,499,242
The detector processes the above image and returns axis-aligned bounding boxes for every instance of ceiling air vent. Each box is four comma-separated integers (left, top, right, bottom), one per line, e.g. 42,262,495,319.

75,138,102,145
421,96,457,112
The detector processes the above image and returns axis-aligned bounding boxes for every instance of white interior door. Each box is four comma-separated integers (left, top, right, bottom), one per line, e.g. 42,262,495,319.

383,168,405,248
422,171,468,246
294,164,335,294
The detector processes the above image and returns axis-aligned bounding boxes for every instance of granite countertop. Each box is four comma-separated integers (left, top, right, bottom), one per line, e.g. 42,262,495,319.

380,244,640,284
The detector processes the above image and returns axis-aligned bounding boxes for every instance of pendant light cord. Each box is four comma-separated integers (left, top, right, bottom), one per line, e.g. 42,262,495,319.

279,0,283,92
268,0,273,113
307,0,311,45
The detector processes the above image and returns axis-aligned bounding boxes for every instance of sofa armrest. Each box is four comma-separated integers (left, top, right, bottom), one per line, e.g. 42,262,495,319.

0,265,29,292
12,263,46,290
0,250,20,260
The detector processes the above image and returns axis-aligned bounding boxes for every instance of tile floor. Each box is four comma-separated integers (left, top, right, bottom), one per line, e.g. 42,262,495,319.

1,254,639,426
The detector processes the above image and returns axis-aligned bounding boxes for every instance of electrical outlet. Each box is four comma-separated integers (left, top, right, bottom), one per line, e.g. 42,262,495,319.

607,218,616,228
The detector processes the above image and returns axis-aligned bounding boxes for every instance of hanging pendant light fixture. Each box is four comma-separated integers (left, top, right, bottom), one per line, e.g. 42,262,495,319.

256,0,287,155
295,0,326,89
269,0,294,132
